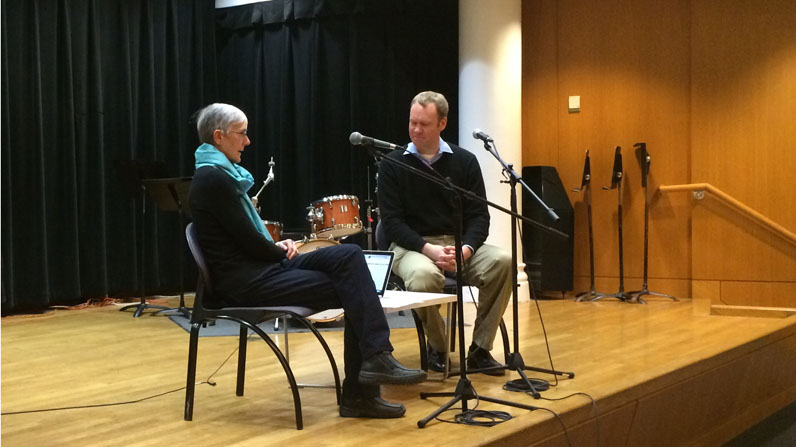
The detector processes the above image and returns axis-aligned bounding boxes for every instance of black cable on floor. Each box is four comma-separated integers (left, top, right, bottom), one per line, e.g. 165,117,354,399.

433,393,513,427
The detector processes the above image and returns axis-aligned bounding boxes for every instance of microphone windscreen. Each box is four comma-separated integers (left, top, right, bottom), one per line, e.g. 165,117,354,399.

349,132,363,145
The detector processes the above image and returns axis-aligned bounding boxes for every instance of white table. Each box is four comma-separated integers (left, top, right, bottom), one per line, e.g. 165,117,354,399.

306,290,457,379
307,289,456,320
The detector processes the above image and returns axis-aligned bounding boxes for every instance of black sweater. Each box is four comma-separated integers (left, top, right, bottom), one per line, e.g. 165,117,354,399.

377,144,490,253
188,166,285,303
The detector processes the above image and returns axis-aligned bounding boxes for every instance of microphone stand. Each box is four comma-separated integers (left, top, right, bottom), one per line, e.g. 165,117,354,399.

572,150,610,302
626,143,678,304
593,146,630,301
362,145,568,428
478,138,575,398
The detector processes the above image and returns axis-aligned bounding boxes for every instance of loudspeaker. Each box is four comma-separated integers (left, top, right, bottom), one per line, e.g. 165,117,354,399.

521,166,574,295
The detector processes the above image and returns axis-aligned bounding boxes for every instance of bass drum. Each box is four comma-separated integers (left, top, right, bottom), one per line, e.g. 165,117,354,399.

295,239,340,254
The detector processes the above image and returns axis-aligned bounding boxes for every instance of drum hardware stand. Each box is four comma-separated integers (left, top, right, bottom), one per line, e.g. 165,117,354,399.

626,143,677,304
572,150,610,302
360,143,567,428
250,157,275,214
594,146,630,301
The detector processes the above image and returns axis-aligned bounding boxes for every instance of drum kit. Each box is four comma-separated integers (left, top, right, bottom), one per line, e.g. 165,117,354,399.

261,194,363,253
252,157,365,253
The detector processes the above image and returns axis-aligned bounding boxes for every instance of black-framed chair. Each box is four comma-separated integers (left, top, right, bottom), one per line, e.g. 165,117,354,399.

374,220,510,369
184,223,341,430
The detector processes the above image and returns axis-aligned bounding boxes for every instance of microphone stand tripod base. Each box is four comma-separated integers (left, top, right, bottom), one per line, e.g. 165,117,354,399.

590,291,630,302
417,377,541,428
626,288,678,304
504,352,574,399
575,289,612,302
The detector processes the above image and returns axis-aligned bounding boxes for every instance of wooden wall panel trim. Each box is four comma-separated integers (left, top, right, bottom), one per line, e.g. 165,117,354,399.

719,281,796,308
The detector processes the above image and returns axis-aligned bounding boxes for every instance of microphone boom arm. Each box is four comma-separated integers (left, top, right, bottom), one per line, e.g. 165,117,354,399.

479,138,560,222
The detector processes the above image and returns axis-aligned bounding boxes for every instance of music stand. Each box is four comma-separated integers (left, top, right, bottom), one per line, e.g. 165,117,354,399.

115,160,172,317
140,177,193,317
593,147,630,301
627,143,677,304
572,150,611,302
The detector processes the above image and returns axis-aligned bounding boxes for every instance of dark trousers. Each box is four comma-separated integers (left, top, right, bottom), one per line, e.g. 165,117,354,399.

244,244,392,398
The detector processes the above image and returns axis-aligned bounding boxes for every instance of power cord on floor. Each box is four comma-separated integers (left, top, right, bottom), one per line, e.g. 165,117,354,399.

0,333,250,416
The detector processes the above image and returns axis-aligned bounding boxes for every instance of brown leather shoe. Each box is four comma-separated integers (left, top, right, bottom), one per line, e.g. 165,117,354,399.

339,396,406,419
359,352,427,385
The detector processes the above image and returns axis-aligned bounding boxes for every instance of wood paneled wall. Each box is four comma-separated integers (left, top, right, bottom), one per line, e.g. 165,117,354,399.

689,0,796,303
522,0,796,304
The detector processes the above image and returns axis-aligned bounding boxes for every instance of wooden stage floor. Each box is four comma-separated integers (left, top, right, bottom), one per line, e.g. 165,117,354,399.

2,296,795,446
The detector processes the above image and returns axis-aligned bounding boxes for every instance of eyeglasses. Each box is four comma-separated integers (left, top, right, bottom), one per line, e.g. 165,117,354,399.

229,129,248,137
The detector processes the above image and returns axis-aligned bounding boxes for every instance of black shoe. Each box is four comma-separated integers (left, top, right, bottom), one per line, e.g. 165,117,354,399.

340,396,406,419
466,345,506,376
426,345,448,373
359,352,427,385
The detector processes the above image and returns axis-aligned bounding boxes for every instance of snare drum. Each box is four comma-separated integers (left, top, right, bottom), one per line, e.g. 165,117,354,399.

295,238,340,254
306,194,362,239
262,220,282,242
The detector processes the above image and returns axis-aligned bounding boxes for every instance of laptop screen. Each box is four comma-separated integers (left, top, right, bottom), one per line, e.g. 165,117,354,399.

362,250,395,296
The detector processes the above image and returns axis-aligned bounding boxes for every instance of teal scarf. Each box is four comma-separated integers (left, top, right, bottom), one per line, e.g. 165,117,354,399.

194,143,274,242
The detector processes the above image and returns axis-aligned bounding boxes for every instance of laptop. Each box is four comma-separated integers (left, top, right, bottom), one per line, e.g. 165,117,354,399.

362,250,395,297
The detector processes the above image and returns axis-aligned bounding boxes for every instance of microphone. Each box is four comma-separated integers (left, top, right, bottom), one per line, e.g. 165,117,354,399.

472,129,493,143
349,132,400,151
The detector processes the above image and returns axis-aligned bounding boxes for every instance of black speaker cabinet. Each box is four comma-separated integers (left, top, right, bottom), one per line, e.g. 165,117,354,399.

521,166,574,294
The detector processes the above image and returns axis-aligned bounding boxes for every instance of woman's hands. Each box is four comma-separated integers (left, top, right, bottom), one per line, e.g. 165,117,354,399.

275,239,299,260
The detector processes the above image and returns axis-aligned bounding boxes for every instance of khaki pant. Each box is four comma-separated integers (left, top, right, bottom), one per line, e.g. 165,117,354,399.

390,235,512,352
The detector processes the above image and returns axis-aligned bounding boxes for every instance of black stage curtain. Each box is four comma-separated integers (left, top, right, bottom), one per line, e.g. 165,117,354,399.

1,0,218,313
213,0,459,233
1,0,458,314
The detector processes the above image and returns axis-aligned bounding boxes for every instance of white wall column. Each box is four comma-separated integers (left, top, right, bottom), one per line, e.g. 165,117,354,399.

459,0,528,300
